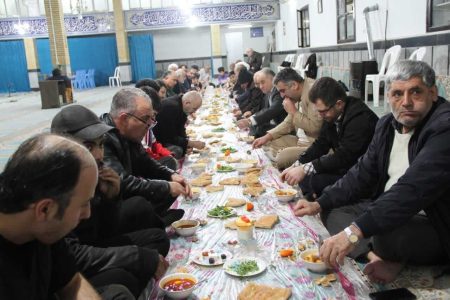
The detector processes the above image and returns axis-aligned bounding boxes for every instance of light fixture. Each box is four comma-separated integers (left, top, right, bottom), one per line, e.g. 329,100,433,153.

70,0,87,19
13,17,29,35
229,24,252,29
188,15,199,28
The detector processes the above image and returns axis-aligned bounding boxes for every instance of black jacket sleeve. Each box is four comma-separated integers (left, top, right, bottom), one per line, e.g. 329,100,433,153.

153,106,189,152
65,236,160,279
299,124,332,164
103,138,172,201
355,122,450,238
300,112,376,174
253,93,285,125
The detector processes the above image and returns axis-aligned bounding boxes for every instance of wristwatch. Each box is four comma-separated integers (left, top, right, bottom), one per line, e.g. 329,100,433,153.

344,226,359,244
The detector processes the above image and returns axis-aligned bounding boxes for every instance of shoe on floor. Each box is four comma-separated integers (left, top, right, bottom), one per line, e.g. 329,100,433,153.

161,209,185,227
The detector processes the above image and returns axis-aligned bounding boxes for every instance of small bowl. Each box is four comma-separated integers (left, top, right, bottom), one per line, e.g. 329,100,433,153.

172,220,200,236
231,163,253,173
274,188,298,202
159,272,198,299
300,249,327,273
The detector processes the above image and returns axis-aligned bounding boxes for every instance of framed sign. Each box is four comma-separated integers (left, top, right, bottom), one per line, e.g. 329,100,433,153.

250,26,264,38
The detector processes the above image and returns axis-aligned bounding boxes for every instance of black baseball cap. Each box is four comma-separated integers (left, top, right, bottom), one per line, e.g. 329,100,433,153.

51,105,113,140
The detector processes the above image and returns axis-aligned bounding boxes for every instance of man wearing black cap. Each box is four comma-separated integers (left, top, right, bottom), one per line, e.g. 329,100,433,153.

51,105,171,298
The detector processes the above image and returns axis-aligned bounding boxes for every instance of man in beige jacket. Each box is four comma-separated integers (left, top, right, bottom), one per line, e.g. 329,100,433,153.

252,68,322,169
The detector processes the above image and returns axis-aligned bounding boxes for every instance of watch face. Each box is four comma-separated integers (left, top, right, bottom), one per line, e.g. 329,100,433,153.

349,235,358,243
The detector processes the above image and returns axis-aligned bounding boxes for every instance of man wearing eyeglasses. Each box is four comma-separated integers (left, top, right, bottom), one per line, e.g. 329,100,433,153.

281,77,378,201
100,88,191,222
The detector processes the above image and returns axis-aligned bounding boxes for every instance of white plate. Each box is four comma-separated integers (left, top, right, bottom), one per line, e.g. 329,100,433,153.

207,207,236,219
223,257,267,277
192,250,233,266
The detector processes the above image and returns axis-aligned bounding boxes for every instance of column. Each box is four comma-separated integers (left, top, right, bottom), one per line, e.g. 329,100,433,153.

43,0,71,75
112,0,131,83
210,24,223,75
23,38,40,91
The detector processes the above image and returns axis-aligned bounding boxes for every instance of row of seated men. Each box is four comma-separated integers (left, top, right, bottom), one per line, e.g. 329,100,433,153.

0,60,448,299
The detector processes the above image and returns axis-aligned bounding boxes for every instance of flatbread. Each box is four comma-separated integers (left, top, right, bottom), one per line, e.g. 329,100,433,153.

225,219,238,230
202,132,214,138
245,167,262,175
238,282,291,300
241,174,260,185
219,177,241,185
225,198,246,207
225,156,241,163
190,178,212,187
243,186,265,197
195,158,210,164
205,185,224,193
254,215,279,229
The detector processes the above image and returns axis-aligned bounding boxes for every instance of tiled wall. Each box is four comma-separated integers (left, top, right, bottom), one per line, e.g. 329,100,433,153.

270,45,450,99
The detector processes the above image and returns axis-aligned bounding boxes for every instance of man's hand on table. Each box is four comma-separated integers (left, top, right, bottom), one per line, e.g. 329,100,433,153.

188,140,205,149
154,255,169,280
319,224,362,269
98,166,121,200
171,173,192,197
280,165,306,185
237,118,251,129
252,134,272,149
243,111,252,118
293,199,321,216
233,110,242,118
169,181,190,197
283,97,297,115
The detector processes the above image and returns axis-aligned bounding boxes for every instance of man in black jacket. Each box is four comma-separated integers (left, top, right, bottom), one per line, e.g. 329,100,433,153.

100,88,191,218
282,77,379,199
153,91,205,158
236,68,287,137
51,105,170,298
294,61,450,283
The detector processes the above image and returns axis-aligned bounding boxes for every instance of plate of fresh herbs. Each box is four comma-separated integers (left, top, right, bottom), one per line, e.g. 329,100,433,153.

223,257,267,277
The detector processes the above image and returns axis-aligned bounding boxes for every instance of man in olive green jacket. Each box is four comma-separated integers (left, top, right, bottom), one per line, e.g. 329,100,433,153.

253,68,323,169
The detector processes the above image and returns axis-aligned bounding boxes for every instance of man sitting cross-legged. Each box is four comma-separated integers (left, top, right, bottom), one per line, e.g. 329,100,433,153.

252,68,322,170
51,105,171,298
281,77,378,200
100,88,190,224
294,61,450,283
0,134,135,299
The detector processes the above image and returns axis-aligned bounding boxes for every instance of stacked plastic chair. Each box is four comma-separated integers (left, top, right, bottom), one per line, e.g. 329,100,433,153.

86,69,96,88
73,70,88,89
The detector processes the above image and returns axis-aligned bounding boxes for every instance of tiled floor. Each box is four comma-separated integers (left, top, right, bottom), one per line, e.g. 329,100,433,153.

0,87,390,171
0,86,124,171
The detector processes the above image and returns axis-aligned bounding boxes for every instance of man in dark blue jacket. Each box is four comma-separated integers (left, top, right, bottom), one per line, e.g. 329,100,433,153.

281,77,378,199
294,61,450,283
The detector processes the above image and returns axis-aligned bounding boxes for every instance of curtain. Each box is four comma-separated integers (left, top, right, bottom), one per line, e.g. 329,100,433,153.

68,35,118,86
36,38,52,76
129,34,156,82
0,40,30,93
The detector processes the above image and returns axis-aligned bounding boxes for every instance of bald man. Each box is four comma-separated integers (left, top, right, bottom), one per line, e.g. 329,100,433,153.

153,91,205,158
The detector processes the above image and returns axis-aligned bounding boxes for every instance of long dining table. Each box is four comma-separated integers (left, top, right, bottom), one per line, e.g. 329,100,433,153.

149,87,373,300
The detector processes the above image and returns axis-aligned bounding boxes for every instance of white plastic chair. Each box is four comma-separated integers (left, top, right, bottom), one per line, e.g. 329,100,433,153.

409,47,426,61
109,67,121,87
365,45,402,108
293,54,308,78
278,54,296,72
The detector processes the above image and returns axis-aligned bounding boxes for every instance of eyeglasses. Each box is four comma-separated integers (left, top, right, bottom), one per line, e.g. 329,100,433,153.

125,113,157,128
316,103,336,114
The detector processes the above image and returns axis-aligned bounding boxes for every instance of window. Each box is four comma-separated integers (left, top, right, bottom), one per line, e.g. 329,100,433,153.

297,6,310,48
336,0,355,43
427,0,450,32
